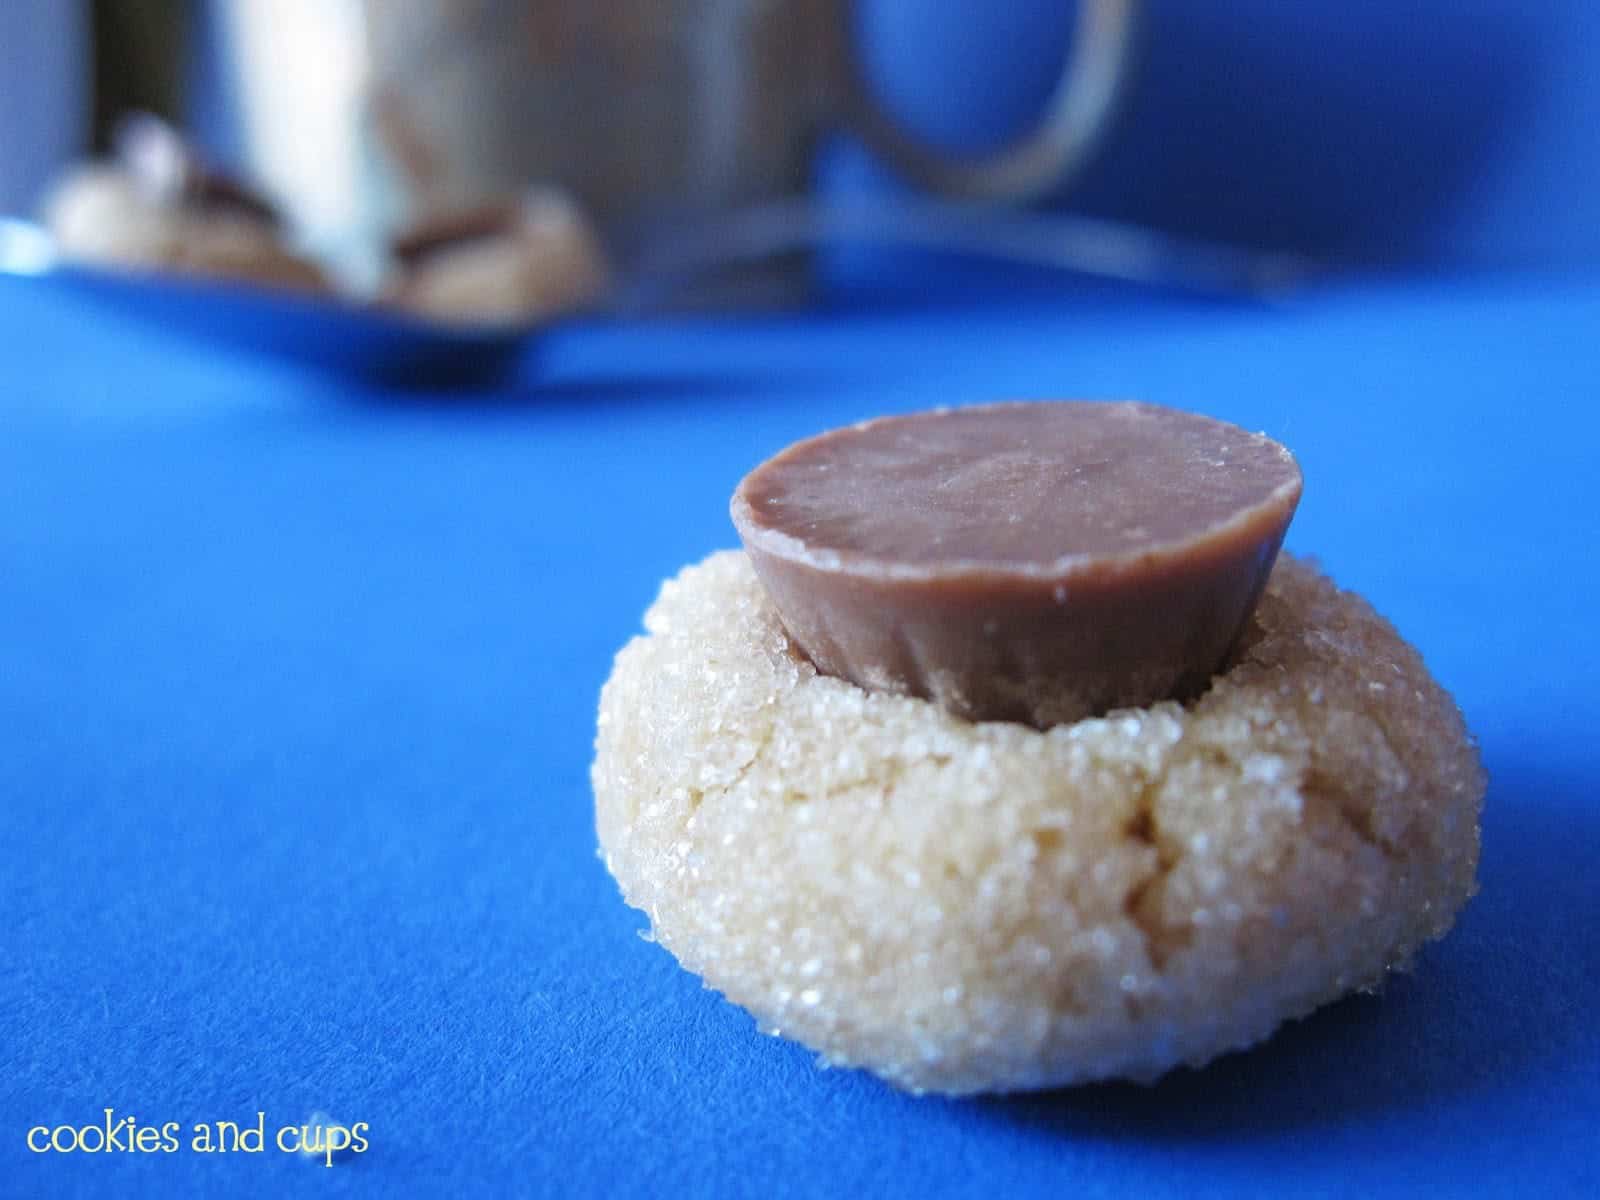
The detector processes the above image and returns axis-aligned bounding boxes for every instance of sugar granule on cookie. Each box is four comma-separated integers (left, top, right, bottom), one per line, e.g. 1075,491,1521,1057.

592,402,1484,1095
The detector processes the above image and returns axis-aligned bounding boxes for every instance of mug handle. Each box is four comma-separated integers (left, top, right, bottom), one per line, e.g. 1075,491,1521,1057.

838,0,1140,202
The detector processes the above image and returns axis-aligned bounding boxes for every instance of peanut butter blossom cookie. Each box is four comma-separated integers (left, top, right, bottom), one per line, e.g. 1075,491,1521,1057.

593,401,1483,1094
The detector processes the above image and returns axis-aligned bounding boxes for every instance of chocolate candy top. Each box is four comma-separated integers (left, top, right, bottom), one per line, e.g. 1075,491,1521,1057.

731,401,1302,727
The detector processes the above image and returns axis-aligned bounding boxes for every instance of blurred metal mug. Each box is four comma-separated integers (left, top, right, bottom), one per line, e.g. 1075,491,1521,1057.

217,0,1138,273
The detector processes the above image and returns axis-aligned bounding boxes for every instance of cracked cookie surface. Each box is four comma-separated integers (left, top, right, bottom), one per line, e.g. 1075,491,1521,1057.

592,551,1484,1094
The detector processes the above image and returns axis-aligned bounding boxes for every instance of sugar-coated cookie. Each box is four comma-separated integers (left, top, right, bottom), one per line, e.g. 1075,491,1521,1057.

593,550,1483,1094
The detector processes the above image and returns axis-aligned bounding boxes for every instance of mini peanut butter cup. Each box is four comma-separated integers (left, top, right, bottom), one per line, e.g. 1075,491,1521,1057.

731,401,1303,727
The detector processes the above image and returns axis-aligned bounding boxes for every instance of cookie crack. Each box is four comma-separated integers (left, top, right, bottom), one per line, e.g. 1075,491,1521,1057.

1335,790,1396,859
1118,772,1187,973
724,718,780,802
1305,766,1398,861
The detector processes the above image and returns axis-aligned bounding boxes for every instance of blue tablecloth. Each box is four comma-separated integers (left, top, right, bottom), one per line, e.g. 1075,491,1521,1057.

3,270,1597,1198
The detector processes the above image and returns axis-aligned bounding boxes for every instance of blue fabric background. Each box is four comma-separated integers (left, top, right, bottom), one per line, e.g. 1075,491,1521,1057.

2,268,1597,1197
841,0,1600,268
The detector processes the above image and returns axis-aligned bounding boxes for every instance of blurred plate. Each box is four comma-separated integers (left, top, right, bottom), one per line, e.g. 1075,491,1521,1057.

0,216,537,387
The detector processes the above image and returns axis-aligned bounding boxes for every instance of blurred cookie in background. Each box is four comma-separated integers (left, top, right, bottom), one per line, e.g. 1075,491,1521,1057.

43,112,329,294
383,190,610,326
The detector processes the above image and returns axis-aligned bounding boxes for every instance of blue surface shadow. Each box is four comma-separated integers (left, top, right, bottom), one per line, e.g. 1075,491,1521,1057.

30,266,535,389
336,367,854,414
